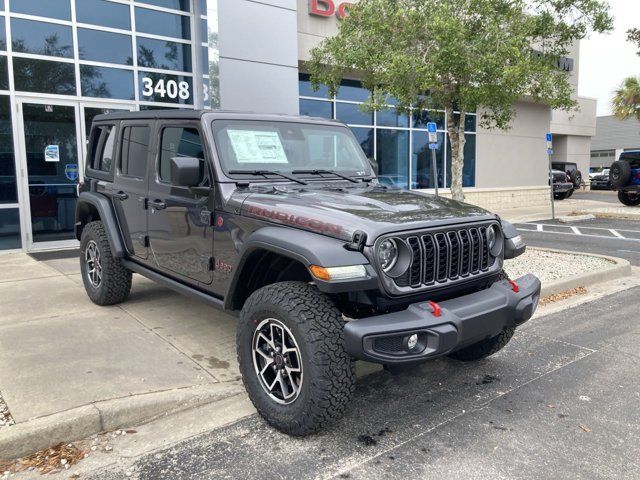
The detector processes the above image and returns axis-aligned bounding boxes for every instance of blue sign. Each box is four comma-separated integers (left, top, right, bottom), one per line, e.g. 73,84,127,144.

547,148,553,155
427,122,438,133
428,143,438,150
65,164,79,182
546,133,552,142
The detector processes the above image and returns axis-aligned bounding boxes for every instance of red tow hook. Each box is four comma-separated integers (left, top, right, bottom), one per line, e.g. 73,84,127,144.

508,280,520,293
427,300,442,317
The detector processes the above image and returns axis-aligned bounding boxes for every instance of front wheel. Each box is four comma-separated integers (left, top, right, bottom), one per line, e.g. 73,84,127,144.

237,281,355,436
618,190,640,206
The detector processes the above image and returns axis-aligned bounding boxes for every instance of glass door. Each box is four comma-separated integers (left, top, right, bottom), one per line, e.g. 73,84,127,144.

16,99,83,250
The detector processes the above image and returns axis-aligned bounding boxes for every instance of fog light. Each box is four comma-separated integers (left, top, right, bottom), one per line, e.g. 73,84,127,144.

407,334,418,350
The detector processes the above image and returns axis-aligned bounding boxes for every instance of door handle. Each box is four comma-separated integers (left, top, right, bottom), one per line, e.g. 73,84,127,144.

148,199,167,210
112,191,128,201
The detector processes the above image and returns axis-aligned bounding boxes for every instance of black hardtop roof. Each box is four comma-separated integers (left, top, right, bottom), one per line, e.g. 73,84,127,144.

621,150,640,155
93,109,342,126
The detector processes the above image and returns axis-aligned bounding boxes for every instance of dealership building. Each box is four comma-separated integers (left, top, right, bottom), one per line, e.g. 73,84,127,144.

0,0,596,252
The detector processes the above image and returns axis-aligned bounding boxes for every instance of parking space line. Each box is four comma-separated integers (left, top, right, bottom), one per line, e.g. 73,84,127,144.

610,229,624,239
515,222,640,243
537,224,543,232
570,226,580,235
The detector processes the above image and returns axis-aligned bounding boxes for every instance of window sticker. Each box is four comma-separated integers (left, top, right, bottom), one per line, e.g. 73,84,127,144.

228,130,288,164
44,145,60,162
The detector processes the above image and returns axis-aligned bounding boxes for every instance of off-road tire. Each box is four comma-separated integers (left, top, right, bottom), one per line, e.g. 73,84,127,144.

80,221,132,305
569,170,582,189
237,281,355,436
610,161,631,188
566,188,574,198
447,327,516,361
618,190,640,206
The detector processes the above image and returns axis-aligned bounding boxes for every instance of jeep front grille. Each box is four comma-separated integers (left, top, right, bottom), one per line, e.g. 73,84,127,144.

394,225,494,289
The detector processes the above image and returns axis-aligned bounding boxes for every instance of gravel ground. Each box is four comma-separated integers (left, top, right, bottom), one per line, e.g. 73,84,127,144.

0,390,14,429
504,247,614,284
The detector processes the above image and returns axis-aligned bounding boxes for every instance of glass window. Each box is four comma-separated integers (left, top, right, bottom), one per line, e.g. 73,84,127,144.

11,18,73,58
139,0,190,11
10,0,71,21
137,37,192,72
159,127,204,182
376,129,409,189
138,72,193,105
120,126,150,178
446,134,476,188
78,29,133,65
454,113,477,132
299,73,329,99
337,79,369,102
0,96,16,204
0,57,8,90
81,65,135,100
412,131,445,189
336,102,372,126
200,17,207,44
84,107,129,141
376,108,409,128
0,208,21,250
299,99,332,119
413,110,445,130
13,58,76,95
135,7,191,40
75,0,131,30
0,19,6,51
94,126,116,172
349,127,374,159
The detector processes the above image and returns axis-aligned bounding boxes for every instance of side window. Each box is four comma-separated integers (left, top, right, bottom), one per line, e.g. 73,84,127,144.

159,127,206,184
120,125,150,178
94,125,116,172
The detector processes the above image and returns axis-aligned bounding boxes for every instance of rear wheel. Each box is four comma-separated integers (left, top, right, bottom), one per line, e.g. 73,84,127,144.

618,190,640,206
80,221,132,305
237,281,355,436
610,161,632,188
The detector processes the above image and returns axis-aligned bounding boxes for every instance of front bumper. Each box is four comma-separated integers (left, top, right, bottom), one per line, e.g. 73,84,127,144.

344,274,541,364
553,182,573,193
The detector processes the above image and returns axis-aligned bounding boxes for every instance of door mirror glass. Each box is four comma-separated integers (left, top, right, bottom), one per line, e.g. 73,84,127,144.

170,157,201,187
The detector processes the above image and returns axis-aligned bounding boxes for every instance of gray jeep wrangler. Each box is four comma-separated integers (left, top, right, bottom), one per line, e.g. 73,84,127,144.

75,111,540,435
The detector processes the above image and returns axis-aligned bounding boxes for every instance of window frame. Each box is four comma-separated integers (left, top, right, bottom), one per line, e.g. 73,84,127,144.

155,122,210,190
85,122,118,182
118,122,153,180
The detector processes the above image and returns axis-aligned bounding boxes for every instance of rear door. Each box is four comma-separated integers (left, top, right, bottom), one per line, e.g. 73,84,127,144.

147,121,214,284
111,121,153,260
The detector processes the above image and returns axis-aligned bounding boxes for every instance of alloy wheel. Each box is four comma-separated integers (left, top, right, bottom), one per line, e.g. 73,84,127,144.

85,240,102,288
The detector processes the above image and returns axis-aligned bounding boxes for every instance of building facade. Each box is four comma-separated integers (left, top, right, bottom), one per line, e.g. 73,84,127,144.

0,0,595,252
590,115,640,169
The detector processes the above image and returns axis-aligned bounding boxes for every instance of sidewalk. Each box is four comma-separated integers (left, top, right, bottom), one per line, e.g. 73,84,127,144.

495,196,618,223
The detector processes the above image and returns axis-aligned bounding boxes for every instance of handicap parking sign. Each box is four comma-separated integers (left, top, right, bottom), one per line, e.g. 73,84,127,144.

65,164,79,182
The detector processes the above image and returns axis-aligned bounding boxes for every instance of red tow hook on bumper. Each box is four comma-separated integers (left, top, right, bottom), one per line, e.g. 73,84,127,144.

508,280,520,293
427,300,442,317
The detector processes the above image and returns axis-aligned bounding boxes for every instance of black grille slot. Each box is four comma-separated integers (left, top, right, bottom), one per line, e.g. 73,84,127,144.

391,223,496,291
435,233,448,282
373,336,404,353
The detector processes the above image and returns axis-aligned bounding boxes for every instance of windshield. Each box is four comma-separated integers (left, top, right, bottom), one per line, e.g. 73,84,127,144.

212,120,372,178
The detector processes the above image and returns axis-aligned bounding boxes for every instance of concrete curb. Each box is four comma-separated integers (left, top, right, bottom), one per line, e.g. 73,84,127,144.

557,214,595,223
573,208,640,221
535,247,633,298
0,383,244,460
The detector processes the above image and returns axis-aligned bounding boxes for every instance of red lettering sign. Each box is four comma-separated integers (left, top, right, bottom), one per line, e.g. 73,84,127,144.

309,0,352,19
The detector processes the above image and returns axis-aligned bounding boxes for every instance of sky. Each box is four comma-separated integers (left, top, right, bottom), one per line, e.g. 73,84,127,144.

579,0,640,117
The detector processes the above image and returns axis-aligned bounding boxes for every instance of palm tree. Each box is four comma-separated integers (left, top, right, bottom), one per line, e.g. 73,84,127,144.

612,76,640,121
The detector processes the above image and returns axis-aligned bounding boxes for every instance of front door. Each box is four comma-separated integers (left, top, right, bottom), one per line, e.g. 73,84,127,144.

16,100,83,250
147,123,214,284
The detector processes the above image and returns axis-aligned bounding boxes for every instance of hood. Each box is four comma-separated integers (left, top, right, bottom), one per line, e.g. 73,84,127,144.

238,184,494,243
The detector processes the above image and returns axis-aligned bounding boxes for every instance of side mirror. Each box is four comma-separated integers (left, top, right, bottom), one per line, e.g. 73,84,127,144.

170,157,201,187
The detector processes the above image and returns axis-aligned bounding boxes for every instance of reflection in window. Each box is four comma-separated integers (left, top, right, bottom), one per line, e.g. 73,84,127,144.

78,29,133,65
349,127,374,159
139,0,190,11
376,130,409,189
0,208,21,250
299,99,332,119
13,58,76,95
0,20,6,51
413,110,445,130
376,108,409,128
0,96,16,204
81,66,135,100
0,57,8,90
337,79,369,102
135,7,191,40
138,72,193,105
299,73,329,99
336,103,372,126
11,18,73,58
99,126,116,172
75,0,131,30
10,0,71,21
159,128,204,182
137,37,192,72
120,126,150,178
454,113,477,132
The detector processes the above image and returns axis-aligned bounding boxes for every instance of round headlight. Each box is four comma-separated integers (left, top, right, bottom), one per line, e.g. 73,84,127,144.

377,239,398,272
486,225,497,250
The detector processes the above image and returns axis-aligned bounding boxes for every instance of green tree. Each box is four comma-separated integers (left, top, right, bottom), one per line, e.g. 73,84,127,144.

307,0,612,200
612,76,640,121
628,28,640,56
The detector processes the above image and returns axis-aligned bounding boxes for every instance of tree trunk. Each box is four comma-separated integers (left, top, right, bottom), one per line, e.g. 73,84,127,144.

446,105,465,201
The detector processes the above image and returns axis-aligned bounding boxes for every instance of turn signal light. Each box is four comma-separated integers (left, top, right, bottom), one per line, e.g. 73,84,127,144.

309,265,367,281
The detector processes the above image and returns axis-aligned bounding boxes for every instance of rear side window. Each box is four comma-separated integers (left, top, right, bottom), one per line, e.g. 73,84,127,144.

159,127,205,183
120,125,150,178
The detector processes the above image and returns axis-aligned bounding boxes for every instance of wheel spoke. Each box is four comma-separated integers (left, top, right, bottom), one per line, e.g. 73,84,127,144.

255,347,272,362
259,359,275,375
257,332,275,351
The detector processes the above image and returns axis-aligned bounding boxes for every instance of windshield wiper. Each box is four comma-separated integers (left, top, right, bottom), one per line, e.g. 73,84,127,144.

228,170,307,185
291,169,359,183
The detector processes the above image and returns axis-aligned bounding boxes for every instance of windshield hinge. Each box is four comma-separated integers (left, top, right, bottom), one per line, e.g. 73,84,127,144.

344,230,367,252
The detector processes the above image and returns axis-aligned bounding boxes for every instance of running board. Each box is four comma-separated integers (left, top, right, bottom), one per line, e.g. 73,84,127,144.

122,259,226,311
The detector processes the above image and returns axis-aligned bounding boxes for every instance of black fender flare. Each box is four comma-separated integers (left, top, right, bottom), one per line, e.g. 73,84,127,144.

75,191,126,257
224,226,377,310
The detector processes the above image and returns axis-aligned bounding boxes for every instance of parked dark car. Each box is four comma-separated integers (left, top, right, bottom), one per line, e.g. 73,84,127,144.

551,169,574,200
609,151,640,206
75,111,540,436
590,168,611,190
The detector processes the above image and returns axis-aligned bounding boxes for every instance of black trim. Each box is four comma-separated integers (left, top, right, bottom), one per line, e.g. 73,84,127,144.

75,191,125,256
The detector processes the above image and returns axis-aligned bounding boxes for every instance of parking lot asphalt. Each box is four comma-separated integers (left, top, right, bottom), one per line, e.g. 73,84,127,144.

571,189,618,204
514,218,640,266
87,285,640,480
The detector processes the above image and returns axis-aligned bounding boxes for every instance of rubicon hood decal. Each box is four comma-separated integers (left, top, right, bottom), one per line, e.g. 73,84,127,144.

239,186,492,242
